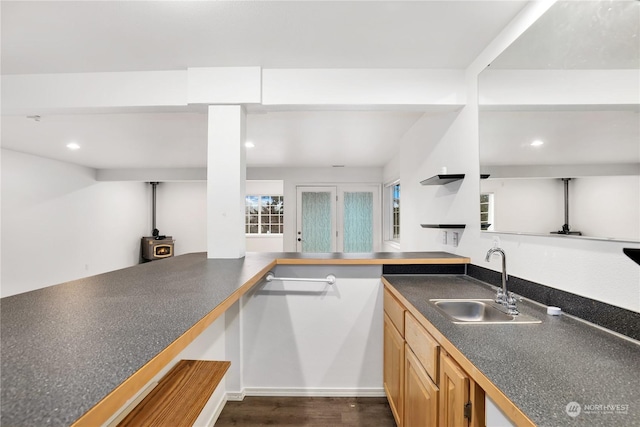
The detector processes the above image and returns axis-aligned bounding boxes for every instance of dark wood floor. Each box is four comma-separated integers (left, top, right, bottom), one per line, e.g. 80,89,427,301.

215,396,397,426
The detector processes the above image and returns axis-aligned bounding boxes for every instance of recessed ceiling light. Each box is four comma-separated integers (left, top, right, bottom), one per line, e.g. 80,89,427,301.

66,142,81,150
245,141,255,148
530,140,544,147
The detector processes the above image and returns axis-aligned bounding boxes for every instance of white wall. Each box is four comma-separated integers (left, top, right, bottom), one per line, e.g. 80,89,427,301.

481,176,640,240
1,149,149,297
389,109,472,252
155,182,207,255
151,180,287,255
241,265,384,396
384,1,640,313
248,167,383,252
103,169,381,257
572,176,640,241
481,178,562,234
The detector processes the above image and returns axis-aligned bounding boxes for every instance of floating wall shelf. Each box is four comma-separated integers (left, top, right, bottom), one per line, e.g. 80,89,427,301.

420,174,465,185
420,224,466,229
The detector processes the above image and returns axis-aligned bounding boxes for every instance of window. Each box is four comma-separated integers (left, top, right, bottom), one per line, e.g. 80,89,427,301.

392,183,400,240
384,181,400,242
245,195,284,234
480,193,494,231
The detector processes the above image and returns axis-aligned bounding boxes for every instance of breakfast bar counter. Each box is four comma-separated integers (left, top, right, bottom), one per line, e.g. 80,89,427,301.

0,251,467,426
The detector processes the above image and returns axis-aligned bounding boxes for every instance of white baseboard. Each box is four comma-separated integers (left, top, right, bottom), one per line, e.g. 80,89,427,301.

204,394,228,427
242,387,386,397
226,390,247,401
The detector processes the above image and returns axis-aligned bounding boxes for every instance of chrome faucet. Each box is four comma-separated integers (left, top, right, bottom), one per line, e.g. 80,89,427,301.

485,247,519,315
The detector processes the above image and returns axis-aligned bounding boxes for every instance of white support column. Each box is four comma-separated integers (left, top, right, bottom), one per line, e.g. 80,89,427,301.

207,105,246,258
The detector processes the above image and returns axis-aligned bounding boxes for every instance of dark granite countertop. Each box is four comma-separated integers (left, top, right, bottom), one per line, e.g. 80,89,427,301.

0,251,467,426
383,275,640,427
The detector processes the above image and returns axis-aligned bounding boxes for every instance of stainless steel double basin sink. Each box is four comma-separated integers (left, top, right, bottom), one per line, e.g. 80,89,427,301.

429,299,541,324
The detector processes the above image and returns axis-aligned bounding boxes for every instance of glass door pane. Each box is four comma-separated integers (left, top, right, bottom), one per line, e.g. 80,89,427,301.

297,187,337,252
343,192,374,252
337,185,381,252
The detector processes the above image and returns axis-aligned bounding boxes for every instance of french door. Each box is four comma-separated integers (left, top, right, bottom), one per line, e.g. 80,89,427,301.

296,185,380,253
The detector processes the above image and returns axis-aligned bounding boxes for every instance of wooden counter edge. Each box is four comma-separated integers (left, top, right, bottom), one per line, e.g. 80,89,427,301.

383,278,537,427
276,257,470,265
71,261,276,427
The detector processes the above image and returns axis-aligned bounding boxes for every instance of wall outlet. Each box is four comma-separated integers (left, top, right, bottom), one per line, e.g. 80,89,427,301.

492,236,500,248
442,231,448,245
452,232,459,247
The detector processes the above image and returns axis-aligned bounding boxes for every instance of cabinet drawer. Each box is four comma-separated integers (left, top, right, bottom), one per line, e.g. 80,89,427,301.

384,288,405,337
405,312,439,384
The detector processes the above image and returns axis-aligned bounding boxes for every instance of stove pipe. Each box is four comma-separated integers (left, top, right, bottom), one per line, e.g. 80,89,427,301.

150,181,159,236
550,178,582,236
141,182,174,261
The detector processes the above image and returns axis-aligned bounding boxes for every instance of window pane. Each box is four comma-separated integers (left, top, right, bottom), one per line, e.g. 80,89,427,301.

246,194,284,235
301,191,332,252
344,192,373,252
392,184,400,239
480,193,494,230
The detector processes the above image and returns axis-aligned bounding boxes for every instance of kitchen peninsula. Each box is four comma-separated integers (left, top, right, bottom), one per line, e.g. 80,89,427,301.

0,251,467,426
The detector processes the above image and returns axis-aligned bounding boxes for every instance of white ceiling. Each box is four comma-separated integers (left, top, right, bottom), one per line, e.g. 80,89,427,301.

489,0,640,70
479,108,640,166
1,1,527,74
0,1,532,169
1,110,431,169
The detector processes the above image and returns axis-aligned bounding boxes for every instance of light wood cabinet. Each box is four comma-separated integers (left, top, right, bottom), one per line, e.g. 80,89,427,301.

405,311,439,383
384,313,405,426
384,288,405,334
439,352,470,427
384,290,406,427
384,284,484,427
404,344,438,427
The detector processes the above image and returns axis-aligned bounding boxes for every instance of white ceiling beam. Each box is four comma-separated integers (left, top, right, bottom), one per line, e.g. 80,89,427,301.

3,68,466,115
262,69,466,107
479,69,639,107
187,67,261,104
2,71,188,115
96,168,207,182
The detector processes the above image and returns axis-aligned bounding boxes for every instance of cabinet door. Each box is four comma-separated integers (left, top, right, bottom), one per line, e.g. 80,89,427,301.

404,345,438,427
384,313,404,426
439,353,470,427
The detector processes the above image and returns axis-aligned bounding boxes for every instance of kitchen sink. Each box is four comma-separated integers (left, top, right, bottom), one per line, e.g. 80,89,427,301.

429,299,541,324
